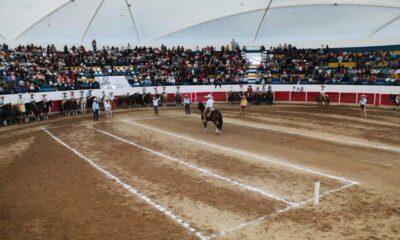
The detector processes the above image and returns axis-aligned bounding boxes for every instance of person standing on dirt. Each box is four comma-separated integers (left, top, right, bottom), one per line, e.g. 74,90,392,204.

240,95,248,118
153,95,161,116
104,99,113,119
92,98,100,121
359,94,367,118
184,95,191,115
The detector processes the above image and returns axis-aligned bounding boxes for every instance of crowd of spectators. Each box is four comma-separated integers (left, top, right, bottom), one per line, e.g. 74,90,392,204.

258,43,400,85
0,42,247,94
1,41,400,95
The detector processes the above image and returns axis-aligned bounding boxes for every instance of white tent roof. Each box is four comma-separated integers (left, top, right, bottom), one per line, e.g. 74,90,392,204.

1,0,400,48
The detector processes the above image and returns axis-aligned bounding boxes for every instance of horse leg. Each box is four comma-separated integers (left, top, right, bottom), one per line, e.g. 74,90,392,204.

213,121,220,135
203,121,208,134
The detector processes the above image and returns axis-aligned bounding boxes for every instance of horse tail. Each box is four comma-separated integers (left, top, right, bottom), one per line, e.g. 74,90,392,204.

217,113,223,131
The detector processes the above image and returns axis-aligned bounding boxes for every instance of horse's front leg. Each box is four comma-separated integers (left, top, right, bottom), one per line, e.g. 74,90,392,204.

203,121,208,134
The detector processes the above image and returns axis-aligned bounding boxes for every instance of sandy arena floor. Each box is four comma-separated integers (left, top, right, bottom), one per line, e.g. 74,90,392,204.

0,103,399,239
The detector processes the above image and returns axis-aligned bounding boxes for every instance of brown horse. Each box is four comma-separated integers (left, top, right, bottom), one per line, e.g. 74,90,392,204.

198,102,223,135
316,94,330,108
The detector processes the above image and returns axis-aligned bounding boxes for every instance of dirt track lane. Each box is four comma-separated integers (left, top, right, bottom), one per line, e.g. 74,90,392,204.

1,104,399,239
0,132,196,240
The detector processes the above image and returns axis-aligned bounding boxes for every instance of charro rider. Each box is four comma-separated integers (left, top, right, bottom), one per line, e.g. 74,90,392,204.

202,94,214,123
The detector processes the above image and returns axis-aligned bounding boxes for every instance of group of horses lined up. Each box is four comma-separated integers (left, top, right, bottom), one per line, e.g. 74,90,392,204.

117,93,183,108
228,91,274,105
0,96,98,126
0,100,53,126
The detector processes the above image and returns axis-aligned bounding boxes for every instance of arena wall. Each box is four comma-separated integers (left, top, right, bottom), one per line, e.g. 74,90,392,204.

1,85,400,112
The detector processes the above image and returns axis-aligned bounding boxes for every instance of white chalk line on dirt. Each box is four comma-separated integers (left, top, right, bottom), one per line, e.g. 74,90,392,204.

124,115,188,121
91,127,296,206
45,123,93,130
123,120,359,185
42,128,209,240
217,116,400,154
208,181,357,239
45,116,185,130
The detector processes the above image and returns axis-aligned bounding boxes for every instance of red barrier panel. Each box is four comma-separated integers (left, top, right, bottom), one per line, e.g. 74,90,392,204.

275,91,290,101
196,92,212,102
380,94,396,106
290,92,306,102
340,93,357,104
326,92,339,102
306,92,320,102
212,92,227,102
51,100,62,112
166,93,176,103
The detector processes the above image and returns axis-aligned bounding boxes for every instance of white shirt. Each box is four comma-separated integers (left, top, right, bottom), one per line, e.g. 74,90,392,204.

206,98,214,108
104,101,112,109
153,98,160,107
360,97,367,105
184,98,191,105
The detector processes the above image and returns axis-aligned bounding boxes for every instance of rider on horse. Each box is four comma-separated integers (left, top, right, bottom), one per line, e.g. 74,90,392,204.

202,94,214,123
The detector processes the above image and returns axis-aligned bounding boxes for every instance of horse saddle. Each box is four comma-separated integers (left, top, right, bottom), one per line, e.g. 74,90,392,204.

206,108,215,118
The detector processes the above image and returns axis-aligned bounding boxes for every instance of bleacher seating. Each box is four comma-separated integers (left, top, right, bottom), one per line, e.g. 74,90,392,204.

256,43,400,86
1,42,400,95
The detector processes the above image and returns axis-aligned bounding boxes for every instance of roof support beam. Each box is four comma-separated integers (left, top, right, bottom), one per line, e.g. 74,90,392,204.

81,0,106,42
147,7,266,43
0,33,6,41
14,0,72,40
270,0,400,10
369,13,400,37
254,0,273,43
125,0,141,42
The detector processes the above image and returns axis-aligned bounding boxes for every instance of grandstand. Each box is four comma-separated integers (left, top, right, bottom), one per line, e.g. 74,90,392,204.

1,1,400,240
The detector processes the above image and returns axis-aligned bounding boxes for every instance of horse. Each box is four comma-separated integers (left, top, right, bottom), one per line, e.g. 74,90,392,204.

228,92,240,105
197,102,223,135
25,102,41,121
161,93,168,107
262,91,274,105
389,94,400,110
61,99,79,116
252,92,262,105
0,104,12,126
79,98,87,115
0,103,20,125
36,100,53,120
316,94,330,108
143,93,153,107
175,94,182,107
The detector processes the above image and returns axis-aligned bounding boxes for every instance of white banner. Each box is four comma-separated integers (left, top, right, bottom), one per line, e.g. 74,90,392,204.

95,76,131,89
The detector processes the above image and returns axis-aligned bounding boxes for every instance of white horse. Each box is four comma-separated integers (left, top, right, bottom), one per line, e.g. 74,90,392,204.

80,98,87,115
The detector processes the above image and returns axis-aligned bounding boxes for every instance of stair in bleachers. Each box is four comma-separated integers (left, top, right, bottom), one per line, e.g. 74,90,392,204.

245,52,262,84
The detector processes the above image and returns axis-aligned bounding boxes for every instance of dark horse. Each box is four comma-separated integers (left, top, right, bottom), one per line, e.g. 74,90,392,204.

228,92,240,105
175,93,182,107
316,94,330,108
197,102,223,135
262,91,274,105
389,94,400,110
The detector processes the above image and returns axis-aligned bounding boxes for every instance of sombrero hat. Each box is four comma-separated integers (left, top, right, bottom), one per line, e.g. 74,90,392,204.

205,94,213,99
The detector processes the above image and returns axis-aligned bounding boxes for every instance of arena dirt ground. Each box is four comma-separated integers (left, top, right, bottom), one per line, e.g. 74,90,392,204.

0,103,399,239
